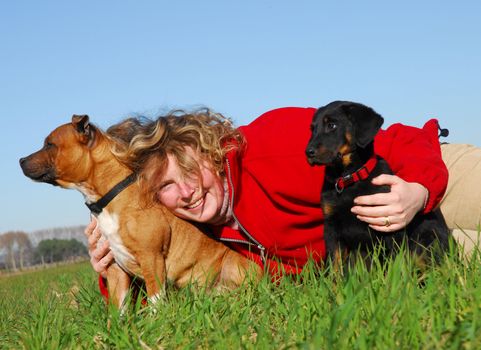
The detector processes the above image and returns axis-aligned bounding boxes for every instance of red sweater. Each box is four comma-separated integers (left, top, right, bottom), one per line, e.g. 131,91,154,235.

214,107,448,276
99,107,448,295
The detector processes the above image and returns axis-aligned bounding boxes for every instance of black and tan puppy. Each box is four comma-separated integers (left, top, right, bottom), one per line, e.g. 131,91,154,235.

305,101,449,266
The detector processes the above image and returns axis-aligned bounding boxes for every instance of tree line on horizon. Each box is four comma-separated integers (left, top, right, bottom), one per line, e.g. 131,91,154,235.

0,229,88,271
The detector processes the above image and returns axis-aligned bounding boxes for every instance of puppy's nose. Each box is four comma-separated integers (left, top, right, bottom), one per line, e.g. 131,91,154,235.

19,157,27,165
305,147,316,158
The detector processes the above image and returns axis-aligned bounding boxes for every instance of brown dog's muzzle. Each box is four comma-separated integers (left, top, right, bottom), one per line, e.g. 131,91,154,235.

19,154,57,185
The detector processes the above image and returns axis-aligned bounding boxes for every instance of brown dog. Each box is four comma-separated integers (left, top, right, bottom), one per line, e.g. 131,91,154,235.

19,115,262,309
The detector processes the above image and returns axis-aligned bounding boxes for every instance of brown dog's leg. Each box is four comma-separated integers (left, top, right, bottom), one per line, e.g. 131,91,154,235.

218,251,262,289
137,254,167,303
106,263,131,310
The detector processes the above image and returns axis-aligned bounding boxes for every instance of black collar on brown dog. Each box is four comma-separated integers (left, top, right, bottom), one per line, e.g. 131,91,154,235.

85,173,138,215
335,156,378,194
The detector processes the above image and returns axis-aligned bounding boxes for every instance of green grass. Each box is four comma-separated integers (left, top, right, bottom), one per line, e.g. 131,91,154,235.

1,242,481,349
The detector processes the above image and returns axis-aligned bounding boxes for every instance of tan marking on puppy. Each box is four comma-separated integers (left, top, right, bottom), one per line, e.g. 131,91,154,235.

322,202,335,218
340,132,353,167
332,246,344,274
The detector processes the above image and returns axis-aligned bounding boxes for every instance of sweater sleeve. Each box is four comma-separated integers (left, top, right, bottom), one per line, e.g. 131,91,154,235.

98,275,109,302
373,119,448,213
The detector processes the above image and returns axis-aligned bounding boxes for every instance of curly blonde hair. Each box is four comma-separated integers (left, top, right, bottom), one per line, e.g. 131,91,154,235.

107,108,243,205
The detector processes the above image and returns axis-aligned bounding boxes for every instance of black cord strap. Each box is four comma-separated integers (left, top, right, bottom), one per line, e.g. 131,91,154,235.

85,173,137,215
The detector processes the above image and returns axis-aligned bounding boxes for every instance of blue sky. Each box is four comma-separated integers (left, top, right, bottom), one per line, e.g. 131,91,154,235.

2,1,480,233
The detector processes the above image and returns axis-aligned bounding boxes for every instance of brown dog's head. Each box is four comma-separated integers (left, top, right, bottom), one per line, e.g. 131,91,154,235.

305,101,384,166
19,115,99,188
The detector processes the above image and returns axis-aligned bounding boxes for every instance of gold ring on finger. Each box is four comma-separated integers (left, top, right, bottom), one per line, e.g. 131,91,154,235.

384,217,391,227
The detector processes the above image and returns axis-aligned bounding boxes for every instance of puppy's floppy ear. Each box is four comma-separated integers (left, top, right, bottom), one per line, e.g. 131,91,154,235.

72,114,95,145
342,103,384,148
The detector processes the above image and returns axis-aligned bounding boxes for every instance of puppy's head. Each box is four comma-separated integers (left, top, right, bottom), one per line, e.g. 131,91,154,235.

19,115,98,188
305,101,384,166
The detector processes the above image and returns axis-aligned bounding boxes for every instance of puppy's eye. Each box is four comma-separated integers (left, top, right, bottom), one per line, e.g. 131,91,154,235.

327,122,337,131
44,141,55,149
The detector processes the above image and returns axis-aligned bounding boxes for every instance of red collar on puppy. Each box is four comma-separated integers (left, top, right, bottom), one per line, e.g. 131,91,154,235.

335,155,378,194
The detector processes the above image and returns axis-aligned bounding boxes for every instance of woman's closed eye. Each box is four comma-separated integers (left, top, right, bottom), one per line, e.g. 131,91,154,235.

158,181,174,192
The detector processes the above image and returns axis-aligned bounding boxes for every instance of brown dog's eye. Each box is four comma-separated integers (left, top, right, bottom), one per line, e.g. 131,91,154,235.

44,141,55,149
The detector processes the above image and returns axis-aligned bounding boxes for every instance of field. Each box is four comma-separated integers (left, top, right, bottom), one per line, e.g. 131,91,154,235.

1,243,481,349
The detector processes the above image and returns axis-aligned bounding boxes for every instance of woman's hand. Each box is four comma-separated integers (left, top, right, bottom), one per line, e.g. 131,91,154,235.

350,174,428,232
84,218,114,278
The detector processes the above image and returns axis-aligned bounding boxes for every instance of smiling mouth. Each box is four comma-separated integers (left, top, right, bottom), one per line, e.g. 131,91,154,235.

185,196,204,210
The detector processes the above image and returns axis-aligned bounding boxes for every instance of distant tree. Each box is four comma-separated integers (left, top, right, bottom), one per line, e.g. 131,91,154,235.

0,231,33,270
0,232,17,270
34,238,88,264
30,226,87,246
15,232,32,269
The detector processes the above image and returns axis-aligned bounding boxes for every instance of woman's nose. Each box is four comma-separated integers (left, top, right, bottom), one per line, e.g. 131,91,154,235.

178,182,195,199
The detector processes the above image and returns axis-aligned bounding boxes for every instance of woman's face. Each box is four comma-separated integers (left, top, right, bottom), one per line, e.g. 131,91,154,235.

156,151,225,224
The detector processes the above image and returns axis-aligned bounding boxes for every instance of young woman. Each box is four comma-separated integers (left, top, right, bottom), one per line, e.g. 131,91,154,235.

86,105,449,280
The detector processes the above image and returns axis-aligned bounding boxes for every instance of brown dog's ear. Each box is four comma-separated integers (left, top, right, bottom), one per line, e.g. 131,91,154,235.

343,103,384,148
72,114,95,145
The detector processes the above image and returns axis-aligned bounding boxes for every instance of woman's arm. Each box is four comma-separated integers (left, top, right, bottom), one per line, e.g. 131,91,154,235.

351,119,448,232
351,175,429,232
